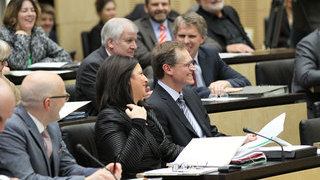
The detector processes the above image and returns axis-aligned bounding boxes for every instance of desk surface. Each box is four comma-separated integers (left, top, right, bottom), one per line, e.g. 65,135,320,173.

203,93,305,113
4,69,77,85
157,156,320,180
223,48,295,65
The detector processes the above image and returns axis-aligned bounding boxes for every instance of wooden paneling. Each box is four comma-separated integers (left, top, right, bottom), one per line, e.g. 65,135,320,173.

230,62,256,86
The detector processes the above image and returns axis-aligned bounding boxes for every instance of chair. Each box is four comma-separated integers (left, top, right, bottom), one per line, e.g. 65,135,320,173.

65,84,76,102
81,31,90,58
299,118,320,145
60,122,99,167
255,58,294,92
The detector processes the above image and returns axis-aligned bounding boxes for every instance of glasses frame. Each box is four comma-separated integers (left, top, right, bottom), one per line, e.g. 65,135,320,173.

49,93,70,101
174,60,195,69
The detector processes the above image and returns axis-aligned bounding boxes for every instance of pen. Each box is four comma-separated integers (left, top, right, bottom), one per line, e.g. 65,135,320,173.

113,154,120,173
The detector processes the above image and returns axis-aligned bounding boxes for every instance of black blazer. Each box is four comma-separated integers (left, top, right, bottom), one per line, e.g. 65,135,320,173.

88,21,104,54
198,45,251,87
147,85,225,147
75,46,108,115
197,6,255,52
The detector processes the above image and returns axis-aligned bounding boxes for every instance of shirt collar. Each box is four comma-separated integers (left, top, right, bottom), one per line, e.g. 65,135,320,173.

158,80,182,101
149,18,169,30
193,51,199,64
105,48,111,56
27,112,45,134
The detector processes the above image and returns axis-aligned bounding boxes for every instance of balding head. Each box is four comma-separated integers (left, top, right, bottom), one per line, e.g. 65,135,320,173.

0,78,15,132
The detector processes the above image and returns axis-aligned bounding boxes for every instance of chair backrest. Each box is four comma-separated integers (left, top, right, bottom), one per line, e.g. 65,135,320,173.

255,58,294,92
61,122,99,167
81,31,90,58
299,118,320,145
65,84,76,102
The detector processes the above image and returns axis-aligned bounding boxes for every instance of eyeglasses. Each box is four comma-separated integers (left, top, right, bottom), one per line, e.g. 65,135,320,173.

49,93,70,101
175,60,195,69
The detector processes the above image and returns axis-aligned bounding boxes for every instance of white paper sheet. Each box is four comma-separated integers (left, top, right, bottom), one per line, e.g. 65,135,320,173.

28,62,68,68
234,113,286,158
219,53,252,59
201,97,248,102
169,136,247,167
8,70,73,77
59,101,90,119
139,167,217,176
258,145,311,151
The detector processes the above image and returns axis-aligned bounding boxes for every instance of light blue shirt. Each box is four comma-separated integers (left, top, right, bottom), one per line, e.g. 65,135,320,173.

158,80,206,138
149,19,172,42
193,51,206,87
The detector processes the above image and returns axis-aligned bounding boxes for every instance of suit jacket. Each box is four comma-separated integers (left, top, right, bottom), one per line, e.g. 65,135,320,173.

134,17,175,69
198,45,251,87
0,105,97,179
197,6,255,52
88,21,104,54
75,46,108,115
147,85,225,147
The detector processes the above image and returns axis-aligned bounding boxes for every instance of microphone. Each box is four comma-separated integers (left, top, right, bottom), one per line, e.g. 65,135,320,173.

76,144,118,180
243,127,285,161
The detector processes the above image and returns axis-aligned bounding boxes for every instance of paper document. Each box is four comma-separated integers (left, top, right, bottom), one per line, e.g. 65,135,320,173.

234,113,286,158
139,167,217,177
201,97,248,102
219,53,252,59
59,101,90,119
28,62,68,68
169,136,247,167
259,145,311,152
8,70,73,77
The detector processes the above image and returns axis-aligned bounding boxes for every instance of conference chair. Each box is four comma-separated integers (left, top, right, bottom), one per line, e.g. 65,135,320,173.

299,118,320,145
81,31,90,58
65,84,76,102
61,122,99,167
255,58,294,92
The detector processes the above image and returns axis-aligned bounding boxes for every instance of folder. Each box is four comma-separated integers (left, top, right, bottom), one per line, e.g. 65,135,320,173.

259,145,317,160
228,85,288,98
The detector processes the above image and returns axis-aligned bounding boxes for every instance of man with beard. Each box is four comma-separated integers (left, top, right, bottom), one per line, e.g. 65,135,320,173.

197,0,255,53
134,0,220,78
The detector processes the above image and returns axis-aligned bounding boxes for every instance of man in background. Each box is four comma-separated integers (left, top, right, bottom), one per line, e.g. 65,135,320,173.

173,12,250,97
196,0,254,53
0,71,122,179
76,18,138,115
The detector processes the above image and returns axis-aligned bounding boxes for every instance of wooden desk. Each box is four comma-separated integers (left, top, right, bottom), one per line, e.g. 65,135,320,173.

223,48,295,85
158,156,320,180
4,69,77,85
205,93,307,145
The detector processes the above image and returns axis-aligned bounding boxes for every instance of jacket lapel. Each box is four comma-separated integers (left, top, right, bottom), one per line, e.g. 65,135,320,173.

47,124,59,176
198,48,211,86
143,19,157,46
17,105,52,176
156,85,199,137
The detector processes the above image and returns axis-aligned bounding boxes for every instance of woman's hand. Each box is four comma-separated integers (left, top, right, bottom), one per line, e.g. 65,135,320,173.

125,104,147,120
15,30,30,36
243,134,257,144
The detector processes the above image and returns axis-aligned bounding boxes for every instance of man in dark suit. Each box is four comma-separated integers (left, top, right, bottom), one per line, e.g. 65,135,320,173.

173,12,250,96
0,71,122,179
147,41,226,147
134,0,221,78
197,0,255,53
76,18,138,115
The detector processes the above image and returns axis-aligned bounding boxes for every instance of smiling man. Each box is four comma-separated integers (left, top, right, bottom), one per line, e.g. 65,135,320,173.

76,18,138,115
147,41,226,147
173,12,250,96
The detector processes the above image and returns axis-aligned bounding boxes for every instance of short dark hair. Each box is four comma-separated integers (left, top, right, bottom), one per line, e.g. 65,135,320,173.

3,0,40,31
96,55,138,111
151,41,186,79
145,0,170,5
40,3,55,17
95,0,115,13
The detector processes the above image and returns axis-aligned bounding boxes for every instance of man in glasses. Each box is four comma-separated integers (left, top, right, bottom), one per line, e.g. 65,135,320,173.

0,71,122,180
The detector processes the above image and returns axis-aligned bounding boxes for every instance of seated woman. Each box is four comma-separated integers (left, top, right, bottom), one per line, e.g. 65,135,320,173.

0,0,71,70
38,3,58,43
95,55,183,178
89,0,116,54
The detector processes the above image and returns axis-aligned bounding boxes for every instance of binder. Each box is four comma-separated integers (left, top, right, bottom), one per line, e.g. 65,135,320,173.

259,145,317,160
228,85,288,98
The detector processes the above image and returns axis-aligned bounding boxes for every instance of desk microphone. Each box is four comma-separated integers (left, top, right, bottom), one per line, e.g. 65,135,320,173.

243,127,285,161
76,144,118,180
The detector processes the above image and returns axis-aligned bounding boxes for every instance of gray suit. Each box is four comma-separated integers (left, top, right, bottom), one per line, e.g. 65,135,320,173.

0,105,97,179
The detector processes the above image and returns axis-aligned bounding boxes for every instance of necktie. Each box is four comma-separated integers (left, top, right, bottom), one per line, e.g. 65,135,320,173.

176,95,203,137
159,24,167,43
42,128,53,158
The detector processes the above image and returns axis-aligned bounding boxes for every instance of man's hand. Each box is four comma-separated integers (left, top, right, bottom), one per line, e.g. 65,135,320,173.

209,80,232,95
226,43,254,53
85,163,122,180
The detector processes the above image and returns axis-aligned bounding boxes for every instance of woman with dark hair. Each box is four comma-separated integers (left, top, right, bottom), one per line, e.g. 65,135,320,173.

95,55,183,178
0,0,71,70
89,0,116,54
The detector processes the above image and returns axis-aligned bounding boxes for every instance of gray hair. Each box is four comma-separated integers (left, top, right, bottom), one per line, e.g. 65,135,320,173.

173,12,207,37
100,18,138,45
0,40,11,61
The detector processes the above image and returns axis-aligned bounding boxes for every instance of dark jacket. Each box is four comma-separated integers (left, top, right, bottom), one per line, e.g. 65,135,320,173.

95,107,183,178
88,21,104,54
197,6,255,52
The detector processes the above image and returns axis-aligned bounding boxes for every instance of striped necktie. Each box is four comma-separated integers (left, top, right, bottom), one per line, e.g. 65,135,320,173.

159,24,167,43
42,128,53,158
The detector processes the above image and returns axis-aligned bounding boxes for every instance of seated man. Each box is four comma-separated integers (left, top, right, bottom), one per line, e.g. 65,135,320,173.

173,12,250,96
76,18,138,115
196,0,255,53
292,29,320,118
0,71,122,179
147,41,226,147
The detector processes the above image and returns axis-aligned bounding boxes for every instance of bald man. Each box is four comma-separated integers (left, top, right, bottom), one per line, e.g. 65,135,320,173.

0,71,121,180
